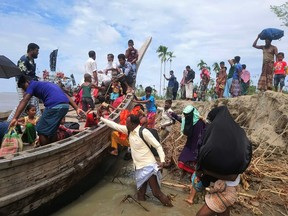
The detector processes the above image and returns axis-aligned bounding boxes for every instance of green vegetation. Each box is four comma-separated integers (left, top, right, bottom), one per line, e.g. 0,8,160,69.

271,3,288,27
156,45,176,97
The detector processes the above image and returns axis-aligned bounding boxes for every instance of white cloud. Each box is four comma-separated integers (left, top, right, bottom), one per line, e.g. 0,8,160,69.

0,0,287,95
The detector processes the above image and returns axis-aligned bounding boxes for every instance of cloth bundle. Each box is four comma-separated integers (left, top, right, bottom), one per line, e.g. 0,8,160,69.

259,28,284,40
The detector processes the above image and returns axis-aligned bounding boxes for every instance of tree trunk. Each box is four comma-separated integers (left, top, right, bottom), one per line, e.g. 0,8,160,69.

163,61,166,97
160,62,162,96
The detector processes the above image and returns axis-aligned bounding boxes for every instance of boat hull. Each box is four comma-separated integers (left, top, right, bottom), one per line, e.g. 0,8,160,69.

0,37,152,215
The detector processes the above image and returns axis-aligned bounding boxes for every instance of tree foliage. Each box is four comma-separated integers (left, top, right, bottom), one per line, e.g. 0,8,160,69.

212,62,220,74
270,3,288,27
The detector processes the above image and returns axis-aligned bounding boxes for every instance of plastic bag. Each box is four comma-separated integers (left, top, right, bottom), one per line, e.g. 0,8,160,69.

259,28,284,40
0,128,23,157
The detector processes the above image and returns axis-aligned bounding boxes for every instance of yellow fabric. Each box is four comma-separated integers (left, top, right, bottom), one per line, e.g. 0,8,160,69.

111,131,129,149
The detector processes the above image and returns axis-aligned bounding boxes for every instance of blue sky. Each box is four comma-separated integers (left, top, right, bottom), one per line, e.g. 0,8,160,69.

0,0,287,94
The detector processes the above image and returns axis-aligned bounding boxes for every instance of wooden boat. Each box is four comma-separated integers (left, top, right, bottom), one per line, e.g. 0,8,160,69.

0,110,11,121
0,37,152,216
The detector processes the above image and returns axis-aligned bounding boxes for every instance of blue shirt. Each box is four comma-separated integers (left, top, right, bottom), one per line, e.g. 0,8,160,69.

118,61,134,77
168,75,176,87
26,81,69,108
141,95,156,113
233,63,242,80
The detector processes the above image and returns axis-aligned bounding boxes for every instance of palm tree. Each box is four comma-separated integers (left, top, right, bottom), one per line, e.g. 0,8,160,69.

212,62,220,74
197,59,208,70
156,45,168,96
167,51,176,71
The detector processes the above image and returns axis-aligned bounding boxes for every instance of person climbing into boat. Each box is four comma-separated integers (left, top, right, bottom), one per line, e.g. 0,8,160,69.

9,75,85,146
100,114,173,207
97,102,115,119
81,73,103,112
109,104,147,156
17,104,39,145
133,86,157,129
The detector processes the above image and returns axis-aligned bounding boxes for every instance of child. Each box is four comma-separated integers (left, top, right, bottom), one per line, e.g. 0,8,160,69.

18,104,39,145
97,102,115,119
133,86,157,128
273,52,287,92
110,80,122,104
215,62,227,98
199,67,210,101
157,100,174,141
185,172,202,205
57,117,83,141
84,110,99,128
81,73,101,112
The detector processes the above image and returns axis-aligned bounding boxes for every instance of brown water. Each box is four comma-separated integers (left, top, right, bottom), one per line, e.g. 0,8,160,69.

50,155,200,216
0,92,18,112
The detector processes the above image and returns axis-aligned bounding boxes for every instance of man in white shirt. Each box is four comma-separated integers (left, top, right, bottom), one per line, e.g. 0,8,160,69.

158,99,174,141
84,50,98,85
98,53,117,87
100,115,173,207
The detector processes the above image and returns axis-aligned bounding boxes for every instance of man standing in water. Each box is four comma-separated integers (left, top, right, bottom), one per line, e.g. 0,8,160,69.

100,115,173,207
253,35,278,91
8,43,41,121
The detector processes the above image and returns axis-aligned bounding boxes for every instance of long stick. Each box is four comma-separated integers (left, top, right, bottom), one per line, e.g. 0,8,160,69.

162,181,190,190
121,195,149,212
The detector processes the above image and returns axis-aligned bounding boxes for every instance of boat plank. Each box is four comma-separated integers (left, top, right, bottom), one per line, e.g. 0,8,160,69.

0,127,112,195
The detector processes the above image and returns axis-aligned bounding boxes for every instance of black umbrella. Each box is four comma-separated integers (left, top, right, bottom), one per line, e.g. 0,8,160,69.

0,55,22,79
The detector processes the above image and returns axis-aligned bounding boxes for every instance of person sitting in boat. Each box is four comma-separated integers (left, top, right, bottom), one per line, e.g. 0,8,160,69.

97,102,115,119
84,110,99,128
116,53,135,94
100,114,173,207
17,104,39,145
125,39,138,73
98,53,117,88
57,117,83,141
109,104,148,156
110,80,123,104
9,75,85,146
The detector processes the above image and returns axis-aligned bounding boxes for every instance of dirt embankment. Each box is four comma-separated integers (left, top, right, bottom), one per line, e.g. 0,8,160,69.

155,91,288,216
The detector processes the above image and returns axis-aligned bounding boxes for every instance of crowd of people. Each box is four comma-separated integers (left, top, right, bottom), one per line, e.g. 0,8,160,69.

167,36,287,102
0,33,285,214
